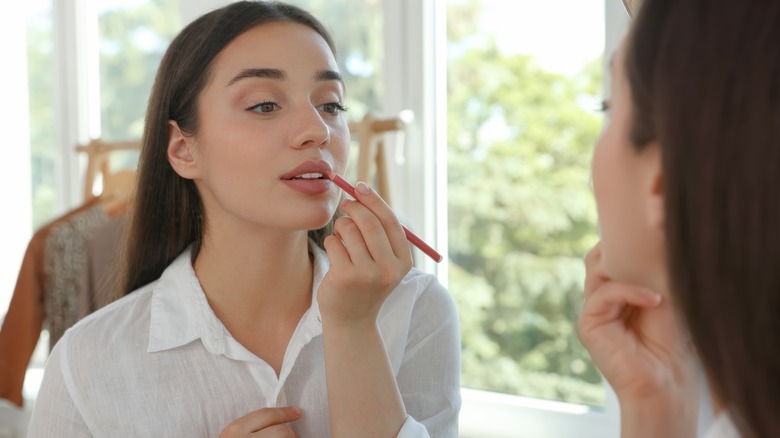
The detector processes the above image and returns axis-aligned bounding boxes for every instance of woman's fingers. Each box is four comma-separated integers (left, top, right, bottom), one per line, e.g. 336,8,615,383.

338,200,397,266
344,182,411,265
578,280,661,345
323,234,352,269
219,407,302,437
319,181,413,324
331,215,371,264
583,243,609,299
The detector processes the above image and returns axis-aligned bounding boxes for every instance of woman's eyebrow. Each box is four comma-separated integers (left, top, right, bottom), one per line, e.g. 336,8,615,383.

227,68,287,86
314,69,343,85
225,68,343,88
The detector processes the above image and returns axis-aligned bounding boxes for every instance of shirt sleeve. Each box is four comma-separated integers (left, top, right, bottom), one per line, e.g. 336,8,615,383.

26,333,92,437
395,278,462,438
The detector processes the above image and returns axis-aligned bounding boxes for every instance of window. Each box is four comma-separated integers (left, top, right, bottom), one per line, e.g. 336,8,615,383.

98,0,180,142
95,0,180,192
0,1,53,319
436,0,630,435
446,0,605,406
28,0,56,230
18,0,181,395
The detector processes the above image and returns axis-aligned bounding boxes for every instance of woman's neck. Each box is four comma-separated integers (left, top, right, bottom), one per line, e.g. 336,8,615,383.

193,226,314,327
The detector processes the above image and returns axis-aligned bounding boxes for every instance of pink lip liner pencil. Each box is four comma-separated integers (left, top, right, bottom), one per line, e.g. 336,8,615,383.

327,172,444,263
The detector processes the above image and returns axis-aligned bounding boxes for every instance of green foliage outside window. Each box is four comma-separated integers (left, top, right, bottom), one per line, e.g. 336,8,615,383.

98,0,180,142
28,10,56,229
447,4,605,404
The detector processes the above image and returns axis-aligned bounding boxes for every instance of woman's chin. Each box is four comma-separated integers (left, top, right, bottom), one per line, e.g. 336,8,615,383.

303,211,336,231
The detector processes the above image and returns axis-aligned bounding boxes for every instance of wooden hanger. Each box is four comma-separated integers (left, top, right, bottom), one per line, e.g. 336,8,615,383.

75,139,140,216
348,114,406,207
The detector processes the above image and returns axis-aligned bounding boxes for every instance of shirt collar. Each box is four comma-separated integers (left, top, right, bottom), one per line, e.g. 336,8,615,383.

147,240,328,354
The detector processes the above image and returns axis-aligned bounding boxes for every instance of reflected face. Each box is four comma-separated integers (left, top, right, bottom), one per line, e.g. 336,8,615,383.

591,41,665,285
187,21,349,234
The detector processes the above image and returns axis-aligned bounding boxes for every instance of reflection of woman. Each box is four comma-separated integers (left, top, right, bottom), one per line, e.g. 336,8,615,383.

27,2,460,436
579,0,780,436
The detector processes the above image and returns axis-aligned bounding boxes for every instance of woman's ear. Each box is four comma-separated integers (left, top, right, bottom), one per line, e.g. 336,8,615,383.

167,120,199,180
644,141,664,229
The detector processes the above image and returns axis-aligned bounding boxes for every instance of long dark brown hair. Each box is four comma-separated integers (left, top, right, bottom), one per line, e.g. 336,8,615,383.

116,1,338,297
626,1,780,436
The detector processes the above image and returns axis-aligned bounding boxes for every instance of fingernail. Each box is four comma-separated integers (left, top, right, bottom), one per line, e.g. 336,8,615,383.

291,406,303,416
356,181,371,195
642,288,661,304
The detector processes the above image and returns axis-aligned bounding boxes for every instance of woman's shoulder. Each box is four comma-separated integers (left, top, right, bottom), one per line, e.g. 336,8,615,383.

379,268,459,373
381,267,457,328
399,267,455,308
58,279,160,356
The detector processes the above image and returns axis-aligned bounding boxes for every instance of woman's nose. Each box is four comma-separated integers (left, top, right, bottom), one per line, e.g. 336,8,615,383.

292,106,330,149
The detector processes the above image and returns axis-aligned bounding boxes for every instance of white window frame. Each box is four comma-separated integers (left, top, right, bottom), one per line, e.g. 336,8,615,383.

53,0,100,212
0,1,34,314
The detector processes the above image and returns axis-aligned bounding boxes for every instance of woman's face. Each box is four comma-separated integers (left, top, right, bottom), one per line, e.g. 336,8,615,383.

171,21,349,236
591,41,666,287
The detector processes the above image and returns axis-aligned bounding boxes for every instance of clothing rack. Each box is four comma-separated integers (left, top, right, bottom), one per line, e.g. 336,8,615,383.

74,113,407,206
348,113,407,207
75,139,140,201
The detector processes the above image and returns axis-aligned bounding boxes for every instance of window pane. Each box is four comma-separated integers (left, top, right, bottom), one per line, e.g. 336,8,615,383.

98,0,180,143
447,0,605,405
28,0,56,229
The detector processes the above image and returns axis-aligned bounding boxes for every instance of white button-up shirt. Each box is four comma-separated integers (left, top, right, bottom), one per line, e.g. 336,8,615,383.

27,242,461,437
703,413,741,438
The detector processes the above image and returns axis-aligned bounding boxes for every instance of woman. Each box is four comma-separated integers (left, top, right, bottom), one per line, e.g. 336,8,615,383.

27,2,460,436
579,0,780,436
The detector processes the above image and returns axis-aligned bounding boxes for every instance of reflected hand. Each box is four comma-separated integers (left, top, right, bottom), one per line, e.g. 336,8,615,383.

577,242,697,406
219,407,302,438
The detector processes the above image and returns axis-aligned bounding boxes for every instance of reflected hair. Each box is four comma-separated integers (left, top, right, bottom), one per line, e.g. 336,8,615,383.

116,1,338,298
626,0,780,436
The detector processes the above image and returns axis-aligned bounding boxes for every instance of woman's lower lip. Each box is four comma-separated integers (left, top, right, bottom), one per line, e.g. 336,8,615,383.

281,178,332,195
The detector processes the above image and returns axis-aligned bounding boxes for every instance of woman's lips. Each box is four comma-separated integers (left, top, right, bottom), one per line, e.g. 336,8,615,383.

280,160,333,180
280,160,336,195
281,177,332,195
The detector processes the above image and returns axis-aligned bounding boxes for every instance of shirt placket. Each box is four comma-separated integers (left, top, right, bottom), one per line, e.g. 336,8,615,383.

272,306,322,406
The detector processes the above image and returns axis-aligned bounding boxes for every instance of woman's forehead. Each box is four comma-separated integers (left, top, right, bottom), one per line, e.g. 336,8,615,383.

213,22,338,77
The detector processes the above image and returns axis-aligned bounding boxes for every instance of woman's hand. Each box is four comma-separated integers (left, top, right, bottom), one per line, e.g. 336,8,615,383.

219,407,302,437
318,181,411,437
577,242,698,437
318,181,413,327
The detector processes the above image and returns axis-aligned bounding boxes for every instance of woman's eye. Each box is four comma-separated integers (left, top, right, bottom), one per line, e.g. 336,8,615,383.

247,101,279,113
319,102,347,115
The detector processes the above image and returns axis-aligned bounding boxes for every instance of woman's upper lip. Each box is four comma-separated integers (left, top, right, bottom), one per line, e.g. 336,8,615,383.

281,160,334,180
